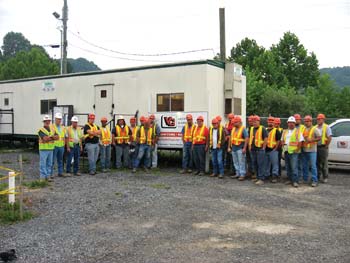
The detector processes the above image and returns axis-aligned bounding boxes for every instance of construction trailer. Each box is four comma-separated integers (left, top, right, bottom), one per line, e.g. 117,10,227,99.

0,60,246,148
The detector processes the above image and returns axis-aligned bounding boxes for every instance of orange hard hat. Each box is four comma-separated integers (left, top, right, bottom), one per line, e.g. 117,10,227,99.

294,114,302,120
233,116,242,123
304,115,312,122
149,114,155,120
101,117,108,122
130,117,136,123
274,118,281,125
212,118,218,124
197,116,204,121
140,116,146,122
227,113,235,119
186,114,193,120
216,115,222,122
88,113,95,119
267,116,275,123
254,115,261,121
317,113,326,120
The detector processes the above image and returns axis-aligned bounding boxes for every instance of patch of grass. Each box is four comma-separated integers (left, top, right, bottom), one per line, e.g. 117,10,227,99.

22,157,30,163
150,183,171,190
2,160,12,164
115,192,123,197
23,180,49,189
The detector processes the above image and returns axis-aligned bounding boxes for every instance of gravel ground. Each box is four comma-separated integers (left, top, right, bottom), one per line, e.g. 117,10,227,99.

0,150,350,263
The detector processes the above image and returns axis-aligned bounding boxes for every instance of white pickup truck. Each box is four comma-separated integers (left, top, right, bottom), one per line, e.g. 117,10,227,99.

328,119,350,164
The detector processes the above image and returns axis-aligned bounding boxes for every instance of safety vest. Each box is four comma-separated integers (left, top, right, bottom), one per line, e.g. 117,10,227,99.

303,126,317,149
209,125,223,148
283,128,301,154
297,124,306,134
151,123,159,137
277,127,283,133
230,126,245,146
115,125,130,144
139,126,153,145
317,124,329,145
267,128,277,148
249,126,264,148
51,124,66,148
100,126,112,145
84,123,98,139
67,126,83,148
38,127,55,150
131,126,139,142
193,125,207,144
184,123,195,143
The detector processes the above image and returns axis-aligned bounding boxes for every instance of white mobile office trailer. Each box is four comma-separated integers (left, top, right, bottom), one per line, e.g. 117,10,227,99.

0,60,246,147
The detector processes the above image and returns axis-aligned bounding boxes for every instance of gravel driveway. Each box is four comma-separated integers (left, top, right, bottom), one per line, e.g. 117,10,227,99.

1,151,349,263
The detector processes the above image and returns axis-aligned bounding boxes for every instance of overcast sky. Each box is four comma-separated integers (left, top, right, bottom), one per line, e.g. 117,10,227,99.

0,0,349,70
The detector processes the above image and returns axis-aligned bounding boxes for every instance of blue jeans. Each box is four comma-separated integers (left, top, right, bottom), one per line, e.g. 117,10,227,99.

303,152,318,183
298,151,304,178
211,148,224,175
193,144,206,172
182,143,193,170
232,149,246,177
130,144,139,168
115,144,130,168
40,150,53,179
285,152,299,183
151,143,158,168
266,150,279,177
134,144,151,168
52,146,64,175
85,143,100,173
100,144,111,169
66,144,80,174
250,149,266,180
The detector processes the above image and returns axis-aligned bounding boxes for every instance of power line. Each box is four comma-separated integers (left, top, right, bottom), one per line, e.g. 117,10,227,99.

68,29,216,57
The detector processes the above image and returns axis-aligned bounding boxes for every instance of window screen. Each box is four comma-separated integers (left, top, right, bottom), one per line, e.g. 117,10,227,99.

40,99,57,114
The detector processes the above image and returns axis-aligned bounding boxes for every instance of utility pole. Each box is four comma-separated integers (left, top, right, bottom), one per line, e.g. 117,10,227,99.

219,7,226,62
62,0,68,74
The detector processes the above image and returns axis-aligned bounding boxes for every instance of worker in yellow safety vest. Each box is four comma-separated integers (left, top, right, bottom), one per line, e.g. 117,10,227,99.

99,117,112,172
51,112,66,178
149,114,161,169
38,115,58,182
315,113,332,183
112,115,132,169
180,114,195,174
192,115,209,176
132,117,154,173
83,113,101,175
273,117,283,177
209,117,226,178
65,116,83,176
281,116,304,188
294,113,306,181
129,116,139,169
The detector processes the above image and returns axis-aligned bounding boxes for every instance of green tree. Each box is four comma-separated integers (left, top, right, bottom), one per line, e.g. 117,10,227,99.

0,47,59,80
229,38,265,69
1,32,31,58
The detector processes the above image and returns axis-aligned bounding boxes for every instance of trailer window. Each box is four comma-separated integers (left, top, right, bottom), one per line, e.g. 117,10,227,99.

101,90,107,98
225,99,232,114
4,98,9,106
157,93,184,112
41,99,57,114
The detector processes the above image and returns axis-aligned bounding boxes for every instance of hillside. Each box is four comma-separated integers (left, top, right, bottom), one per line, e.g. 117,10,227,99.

320,66,350,88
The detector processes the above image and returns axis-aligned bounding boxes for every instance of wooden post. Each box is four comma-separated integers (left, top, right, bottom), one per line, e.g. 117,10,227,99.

19,154,24,220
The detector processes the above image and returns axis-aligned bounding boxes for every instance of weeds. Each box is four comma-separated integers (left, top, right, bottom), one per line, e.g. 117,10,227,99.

23,180,49,189
150,183,171,190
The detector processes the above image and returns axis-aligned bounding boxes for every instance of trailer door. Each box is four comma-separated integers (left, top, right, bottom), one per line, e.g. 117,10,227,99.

94,84,114,122
0,92,14,134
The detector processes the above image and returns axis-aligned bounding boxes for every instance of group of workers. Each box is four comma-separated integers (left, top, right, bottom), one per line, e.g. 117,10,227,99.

181,113,331,188
37,113,160,181
37,111,332,188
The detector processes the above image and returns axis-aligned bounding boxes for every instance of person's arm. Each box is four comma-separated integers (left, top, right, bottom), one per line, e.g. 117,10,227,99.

262,128,268,150
326,127,332,147
111,127,116,146
65,130,70,152
274,130,281,151
205,128,209,152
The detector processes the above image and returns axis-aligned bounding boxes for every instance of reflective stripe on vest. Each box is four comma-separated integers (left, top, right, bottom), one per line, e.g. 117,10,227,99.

303,126,316,149
100,126,112,145
67,126,83,148
115,125,130,144
184,123,195,143
249,126,264,147
84,123,98,139
132,126,139,142
267,128,277,148
318,124,329,145
193,125,206,144
38,127,55,150
231,126,245,146
139,126,153,145
209,125,223,148
51,124,66,147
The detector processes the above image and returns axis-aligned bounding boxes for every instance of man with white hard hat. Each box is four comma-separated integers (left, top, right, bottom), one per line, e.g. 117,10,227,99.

38,115,58,182
281,116,304,188
66,116,84,176
51,112,66,178
112,115,132,169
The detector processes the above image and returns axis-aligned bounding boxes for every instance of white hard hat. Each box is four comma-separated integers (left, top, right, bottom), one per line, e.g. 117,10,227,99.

117,115,124,120
43,115,51,121
55,112,63,119
287,116,296,123
71,116,79,122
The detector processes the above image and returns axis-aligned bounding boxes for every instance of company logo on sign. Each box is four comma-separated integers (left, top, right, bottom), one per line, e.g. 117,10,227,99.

161,116,177,129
